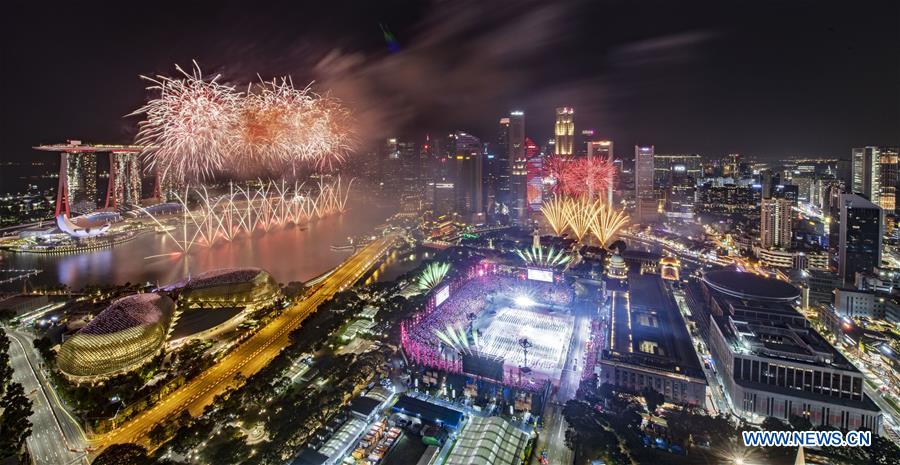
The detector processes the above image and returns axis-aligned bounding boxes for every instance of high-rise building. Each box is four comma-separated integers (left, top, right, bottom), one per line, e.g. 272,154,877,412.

723,153,741,178
635,145,657,222
587,140,614,203
839,194,883,284
495,118,511,211
508,111,528,223
553,107,574,156
879,147,898,213
635,145,655,198
587,140,613,160
850,146,891,207
760,197,793,249
108,153,141,208
526,154,543,213
398,139,419,195
67,152,98,213
450,131,484,221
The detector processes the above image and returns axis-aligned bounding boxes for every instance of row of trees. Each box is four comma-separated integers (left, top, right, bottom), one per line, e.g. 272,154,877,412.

0,328,34,461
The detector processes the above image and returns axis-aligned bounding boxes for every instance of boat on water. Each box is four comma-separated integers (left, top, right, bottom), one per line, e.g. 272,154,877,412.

155,225,176,233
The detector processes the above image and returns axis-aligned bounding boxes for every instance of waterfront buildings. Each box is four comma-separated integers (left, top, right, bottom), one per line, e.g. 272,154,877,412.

176,268,281,310
57,293,176,381
57,268,281,381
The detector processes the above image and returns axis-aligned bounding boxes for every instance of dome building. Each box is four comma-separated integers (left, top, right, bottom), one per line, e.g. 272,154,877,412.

58,293,175,382
176,268,280,310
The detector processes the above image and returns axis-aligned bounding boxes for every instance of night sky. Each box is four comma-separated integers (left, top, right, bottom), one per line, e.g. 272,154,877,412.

2,0,898,172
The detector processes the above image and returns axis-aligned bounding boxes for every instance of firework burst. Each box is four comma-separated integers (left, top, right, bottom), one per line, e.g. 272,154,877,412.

140,176,352,253
131,62,354,182
515,245,571,268
131,63,241,181
563,195,597,240
589,202,629,247
545,156,616,198
540,196,569,236
417,262,451,291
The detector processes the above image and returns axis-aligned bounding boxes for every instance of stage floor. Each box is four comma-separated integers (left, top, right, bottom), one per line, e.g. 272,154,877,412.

476,304,575,381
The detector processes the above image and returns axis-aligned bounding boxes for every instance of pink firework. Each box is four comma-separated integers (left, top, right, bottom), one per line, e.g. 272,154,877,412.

545,156,616,198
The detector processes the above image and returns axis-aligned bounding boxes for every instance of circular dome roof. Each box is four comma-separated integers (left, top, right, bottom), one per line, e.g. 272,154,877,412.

58,292,175,380
702,270,799,302
182,267,273,290
80,293,172,336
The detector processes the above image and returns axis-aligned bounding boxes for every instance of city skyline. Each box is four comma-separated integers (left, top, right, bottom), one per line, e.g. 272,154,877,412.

2,2,900,465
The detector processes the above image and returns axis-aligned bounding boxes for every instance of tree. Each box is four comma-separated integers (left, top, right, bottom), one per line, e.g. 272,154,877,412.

641,386,664,414
761,416,790,431
788,414,812,431
91,443,150,465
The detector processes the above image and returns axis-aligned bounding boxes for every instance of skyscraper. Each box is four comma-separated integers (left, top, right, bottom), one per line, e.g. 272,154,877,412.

760,197,793,249
508,111,528,223
587,139,614,203
635,145,655,197
495,118,511,211
450,131,484,221
67,151,97,213
635,145,657,222
839,194,883,284
108,152,141,208
879,147,898,213
851,147,883,206
553,107,574,156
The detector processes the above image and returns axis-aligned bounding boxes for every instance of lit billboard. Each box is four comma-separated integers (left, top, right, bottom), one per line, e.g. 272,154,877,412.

435,285,450,306
527,268,553,283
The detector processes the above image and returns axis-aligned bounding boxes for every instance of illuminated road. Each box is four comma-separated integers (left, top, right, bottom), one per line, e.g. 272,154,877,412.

91,234,399,451
5,328,88,465
531,311,590,465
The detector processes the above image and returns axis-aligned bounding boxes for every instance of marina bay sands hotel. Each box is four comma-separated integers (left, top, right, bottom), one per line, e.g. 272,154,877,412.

33,140,174,217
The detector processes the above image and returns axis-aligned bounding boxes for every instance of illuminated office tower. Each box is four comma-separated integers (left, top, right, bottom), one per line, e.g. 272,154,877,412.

508,111,528,223
450,131,484,220
588,139,614,203
634,145,657,222
760,197,793,249
851,147,883,206
839,194,883,284
495,117,511,210
553,107,574,156
878,147,898,213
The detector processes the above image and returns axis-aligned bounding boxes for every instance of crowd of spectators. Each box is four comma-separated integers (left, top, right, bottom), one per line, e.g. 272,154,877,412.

401,272,573,384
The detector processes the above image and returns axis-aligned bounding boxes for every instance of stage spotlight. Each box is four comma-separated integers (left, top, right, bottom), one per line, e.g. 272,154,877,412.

514,295,535,307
